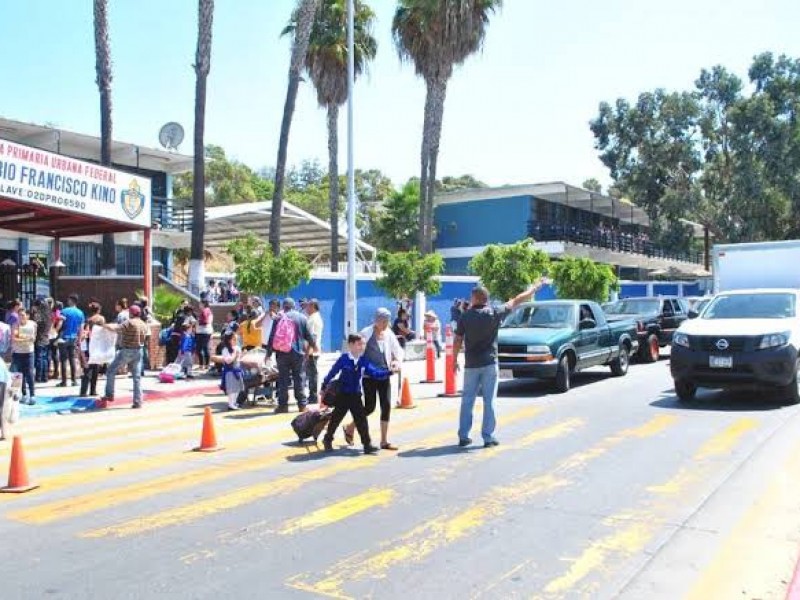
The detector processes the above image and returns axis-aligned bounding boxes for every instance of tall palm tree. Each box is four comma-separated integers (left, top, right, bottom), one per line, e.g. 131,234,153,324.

268,0,321,256
393,0,502,254
94,0,116,274
189,0,215,294
285,0,377,271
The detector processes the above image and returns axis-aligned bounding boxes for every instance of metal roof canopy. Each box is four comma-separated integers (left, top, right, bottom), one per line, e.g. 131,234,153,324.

0,116,193,175
0,197,145,237
436,182,655,228
202,201,376,259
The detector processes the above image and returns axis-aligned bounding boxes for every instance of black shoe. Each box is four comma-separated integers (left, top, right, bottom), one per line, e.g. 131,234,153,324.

484,440,499,448
458,438,472,447
363,444,379,455
71,380,78,386
56,382,68,387
273,405,289,414
131,403,143,409
323,439,334,452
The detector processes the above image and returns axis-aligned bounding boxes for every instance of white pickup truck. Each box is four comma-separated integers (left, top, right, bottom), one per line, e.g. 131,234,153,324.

670,288,800,403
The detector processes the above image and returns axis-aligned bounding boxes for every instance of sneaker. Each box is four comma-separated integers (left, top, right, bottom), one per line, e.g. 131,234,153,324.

323,439,334,452
363,444,379,455
27,396,36,406
56,382,68,388
273,405,289,415
458,438,472,447
484,439,499,448
131,403,143,409
227,404,240,411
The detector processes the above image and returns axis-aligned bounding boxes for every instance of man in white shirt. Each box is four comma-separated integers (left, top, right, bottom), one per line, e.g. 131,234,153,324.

304,299,324,404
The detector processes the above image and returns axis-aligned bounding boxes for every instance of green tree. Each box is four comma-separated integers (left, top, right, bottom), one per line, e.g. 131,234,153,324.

174,145,271,205
550,257,618,303
288,0,378,271
582,178,602,193
93,0,116,274
269,0,321,255
370,180,420,251
227,234,312,297
190,0,215,293
376,250,444,300
152,286,185,325
393,0,503,254
468,239,550,301
438,174,486,192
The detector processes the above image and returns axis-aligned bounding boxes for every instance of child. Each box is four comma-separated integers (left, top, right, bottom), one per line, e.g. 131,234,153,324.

321,334,394,455
177,323,195,379
219,332,245,411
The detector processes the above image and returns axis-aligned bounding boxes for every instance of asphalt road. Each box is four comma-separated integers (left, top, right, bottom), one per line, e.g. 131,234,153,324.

1,356,800,600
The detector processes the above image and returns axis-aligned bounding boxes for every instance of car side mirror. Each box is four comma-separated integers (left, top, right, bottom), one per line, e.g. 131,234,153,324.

687,310,699,319
579,318,596,330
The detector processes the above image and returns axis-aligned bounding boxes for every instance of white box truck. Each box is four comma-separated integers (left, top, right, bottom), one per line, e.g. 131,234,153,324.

670,240,800,404
713,240,800,293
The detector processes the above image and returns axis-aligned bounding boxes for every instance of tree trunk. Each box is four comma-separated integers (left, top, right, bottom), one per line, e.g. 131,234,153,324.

190,0,214,294
94,0,116,275
268,0,320,256
418,80,435,253
327,104,340,272
422,78,449,255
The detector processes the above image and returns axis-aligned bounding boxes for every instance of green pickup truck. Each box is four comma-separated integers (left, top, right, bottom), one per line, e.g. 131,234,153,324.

497,300,639,393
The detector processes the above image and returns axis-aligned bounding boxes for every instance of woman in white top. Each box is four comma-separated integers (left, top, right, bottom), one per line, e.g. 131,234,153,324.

344,307,404,450
12,309,37,404
219,332,245,411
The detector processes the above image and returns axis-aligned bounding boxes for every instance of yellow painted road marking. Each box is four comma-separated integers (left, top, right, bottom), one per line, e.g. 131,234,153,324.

285,414,677,599
9,407,461,524
685,438,800,600
79,405,542,538
540,417,759,597
279,488,396,535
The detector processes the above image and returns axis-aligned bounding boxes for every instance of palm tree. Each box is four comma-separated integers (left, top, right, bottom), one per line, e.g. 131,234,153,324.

94,0,116,274
285,0,377,271
268,0,321,256
393,0,502,254
189,0,215,295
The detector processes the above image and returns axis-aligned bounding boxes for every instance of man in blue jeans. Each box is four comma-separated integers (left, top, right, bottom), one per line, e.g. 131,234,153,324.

99,305,150,409
452,280,545,448
267,298,317,414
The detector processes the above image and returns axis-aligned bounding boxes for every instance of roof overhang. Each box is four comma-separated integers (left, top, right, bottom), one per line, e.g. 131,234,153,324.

435,182,652,227
0,116,193,175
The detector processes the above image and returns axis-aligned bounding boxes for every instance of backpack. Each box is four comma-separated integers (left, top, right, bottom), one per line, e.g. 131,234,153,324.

291,407,332,442
0,321,10,355
158,326,172,347
271,316,297,353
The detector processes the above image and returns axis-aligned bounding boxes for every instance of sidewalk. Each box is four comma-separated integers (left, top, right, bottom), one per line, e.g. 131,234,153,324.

17,354,457,419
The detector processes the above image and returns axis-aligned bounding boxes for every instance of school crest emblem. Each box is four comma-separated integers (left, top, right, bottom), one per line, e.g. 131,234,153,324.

121,179,145,220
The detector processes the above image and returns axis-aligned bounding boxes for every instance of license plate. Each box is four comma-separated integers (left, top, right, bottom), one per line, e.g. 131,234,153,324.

709,356,733,369
499,370,514,380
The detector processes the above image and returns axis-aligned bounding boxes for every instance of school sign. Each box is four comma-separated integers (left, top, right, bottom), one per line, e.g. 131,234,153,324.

0,138,152,229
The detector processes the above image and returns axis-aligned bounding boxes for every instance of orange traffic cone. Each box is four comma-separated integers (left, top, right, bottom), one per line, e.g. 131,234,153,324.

396,377,416,409
193,406,223,452
1,436,39,493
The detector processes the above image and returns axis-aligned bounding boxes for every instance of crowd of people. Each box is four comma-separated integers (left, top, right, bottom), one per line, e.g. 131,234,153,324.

200,279,240,304
0,282,544,454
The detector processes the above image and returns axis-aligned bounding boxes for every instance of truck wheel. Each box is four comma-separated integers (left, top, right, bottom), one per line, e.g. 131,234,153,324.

610,342,630,377
554,355,571,394
675,379,697,403
639,334,659,363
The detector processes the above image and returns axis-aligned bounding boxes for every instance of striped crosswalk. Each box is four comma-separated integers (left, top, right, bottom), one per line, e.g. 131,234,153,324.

0,383,793,599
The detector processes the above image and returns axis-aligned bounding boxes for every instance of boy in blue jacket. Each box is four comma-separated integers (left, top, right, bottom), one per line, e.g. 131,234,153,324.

322,333,393,454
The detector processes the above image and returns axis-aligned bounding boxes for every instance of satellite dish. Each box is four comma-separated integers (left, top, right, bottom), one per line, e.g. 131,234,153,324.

158,122,185,151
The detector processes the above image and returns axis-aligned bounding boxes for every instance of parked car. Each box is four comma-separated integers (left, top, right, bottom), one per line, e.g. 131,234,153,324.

497,300,639,393
603,296,690,363
671,289,800,404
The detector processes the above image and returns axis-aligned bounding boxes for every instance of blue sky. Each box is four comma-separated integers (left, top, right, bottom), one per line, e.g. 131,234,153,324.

2,0,798,189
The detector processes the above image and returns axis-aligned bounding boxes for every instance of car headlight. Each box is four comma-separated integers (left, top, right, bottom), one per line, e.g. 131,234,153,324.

673,332,690,348
758,332,790,350
526,345,551,354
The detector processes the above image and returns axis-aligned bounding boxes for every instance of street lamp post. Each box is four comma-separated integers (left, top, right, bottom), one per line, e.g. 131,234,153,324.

345,0,357,335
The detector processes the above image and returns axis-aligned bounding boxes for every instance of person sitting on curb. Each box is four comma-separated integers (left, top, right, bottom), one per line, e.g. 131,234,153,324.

321,333,396,455
98,305,150,409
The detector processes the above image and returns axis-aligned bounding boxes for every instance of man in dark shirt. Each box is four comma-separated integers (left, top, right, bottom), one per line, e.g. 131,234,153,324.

452,279,545,447
267,297,317,414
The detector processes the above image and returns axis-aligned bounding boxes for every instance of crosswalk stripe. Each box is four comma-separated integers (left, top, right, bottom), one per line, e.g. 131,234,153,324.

284,414,679,598
78,405,543,538
8,406,466,524
539,417,760,597
278,488,396,536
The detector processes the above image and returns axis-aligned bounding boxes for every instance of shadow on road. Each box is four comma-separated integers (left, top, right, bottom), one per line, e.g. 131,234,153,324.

651,389,787,412
398,444,471,458
497,372,609,398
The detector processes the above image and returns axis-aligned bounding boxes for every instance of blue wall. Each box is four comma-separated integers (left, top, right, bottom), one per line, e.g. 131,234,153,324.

435,196,531,248
619,284,648,298
443,257,472,276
